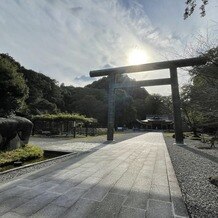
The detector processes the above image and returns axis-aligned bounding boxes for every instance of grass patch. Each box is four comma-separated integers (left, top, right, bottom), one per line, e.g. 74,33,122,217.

163,132,174,138
0,145,43,167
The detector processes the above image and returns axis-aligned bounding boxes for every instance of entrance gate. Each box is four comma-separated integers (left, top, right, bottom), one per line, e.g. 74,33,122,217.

90,57,207,145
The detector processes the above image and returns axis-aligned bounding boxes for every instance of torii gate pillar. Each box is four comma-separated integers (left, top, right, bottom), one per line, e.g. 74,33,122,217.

170,67,184,144
107,74,116,141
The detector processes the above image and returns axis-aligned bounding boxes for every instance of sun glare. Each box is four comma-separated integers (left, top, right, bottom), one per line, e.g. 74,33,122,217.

128,48,148,65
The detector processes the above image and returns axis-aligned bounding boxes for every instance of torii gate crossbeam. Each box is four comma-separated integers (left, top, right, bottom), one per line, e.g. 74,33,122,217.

90,57,207,145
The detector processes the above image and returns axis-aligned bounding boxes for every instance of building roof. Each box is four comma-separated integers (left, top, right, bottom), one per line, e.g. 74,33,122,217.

138,115,173,124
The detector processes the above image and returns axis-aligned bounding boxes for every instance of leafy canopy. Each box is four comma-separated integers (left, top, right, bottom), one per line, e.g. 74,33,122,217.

32,113,97,123
184,0,209,19
181,46,218,133
0,54,28,116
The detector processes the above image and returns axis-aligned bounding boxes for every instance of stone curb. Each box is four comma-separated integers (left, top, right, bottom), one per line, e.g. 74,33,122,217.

0,152,76,175
0,151,86,184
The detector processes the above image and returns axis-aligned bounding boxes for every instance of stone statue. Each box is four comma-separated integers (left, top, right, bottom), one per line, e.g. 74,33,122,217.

0,116,33,151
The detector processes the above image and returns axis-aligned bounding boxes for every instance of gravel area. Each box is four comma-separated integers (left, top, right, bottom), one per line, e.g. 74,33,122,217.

164,136,218,218
0,131,144,185
0,152,86,185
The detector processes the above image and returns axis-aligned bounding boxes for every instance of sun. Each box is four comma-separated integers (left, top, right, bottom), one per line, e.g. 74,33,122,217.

127,48,148,65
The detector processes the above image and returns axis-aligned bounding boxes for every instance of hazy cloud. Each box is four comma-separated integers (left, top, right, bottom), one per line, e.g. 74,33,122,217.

70,6,83,14
0,0,217,95
103,64,115,69
75,75,95,82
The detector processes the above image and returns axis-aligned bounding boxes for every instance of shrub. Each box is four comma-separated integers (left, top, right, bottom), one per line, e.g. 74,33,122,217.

32,113,97,123
0,144,43,166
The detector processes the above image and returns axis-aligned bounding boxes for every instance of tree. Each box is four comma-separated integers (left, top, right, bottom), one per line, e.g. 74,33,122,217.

30,99,58,114
60,85,108,126
115,89,136,127
21,68,63,114
0,54,28,115
144,95,165,115
181,47,218,135
75,95,107,125
181,85,204,136
184,0,209,19
86,77,109,90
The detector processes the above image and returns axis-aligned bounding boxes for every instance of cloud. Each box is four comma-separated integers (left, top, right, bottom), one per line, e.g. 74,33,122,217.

0,0,217,96
70,6,83,15
102,64,115,69
74,75,95,82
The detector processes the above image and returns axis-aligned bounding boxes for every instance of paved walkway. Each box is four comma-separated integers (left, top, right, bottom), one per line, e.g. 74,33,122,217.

0,133,189,218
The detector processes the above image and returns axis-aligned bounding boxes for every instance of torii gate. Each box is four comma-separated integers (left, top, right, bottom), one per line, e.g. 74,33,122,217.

90,57,207,145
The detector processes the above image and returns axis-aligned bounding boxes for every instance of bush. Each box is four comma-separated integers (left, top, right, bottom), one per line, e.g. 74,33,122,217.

32,113,97,123
0,145,43,166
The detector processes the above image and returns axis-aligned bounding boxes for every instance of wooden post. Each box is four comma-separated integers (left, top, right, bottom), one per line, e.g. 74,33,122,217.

170,67,184,144
73,121,76,138
107,74,116,141
85,124,88,137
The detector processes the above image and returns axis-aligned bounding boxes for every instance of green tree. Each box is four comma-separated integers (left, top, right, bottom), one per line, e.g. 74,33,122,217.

184,0,209,19
0,54,28,115
60,85,108,126
87,75,150,125
21,68,63,114
86,77,109,90
115,89,137,127
30,99,58,114
181,47,218,135
181,85,204,136
74,95,107,126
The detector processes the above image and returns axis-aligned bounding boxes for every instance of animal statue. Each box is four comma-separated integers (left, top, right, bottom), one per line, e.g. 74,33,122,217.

0,116,33,151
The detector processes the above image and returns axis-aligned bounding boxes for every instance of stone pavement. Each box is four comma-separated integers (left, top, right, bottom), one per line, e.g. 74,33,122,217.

0,132,189,218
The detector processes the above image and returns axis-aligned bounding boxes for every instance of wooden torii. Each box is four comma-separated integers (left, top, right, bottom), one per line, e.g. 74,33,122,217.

90,57,207,145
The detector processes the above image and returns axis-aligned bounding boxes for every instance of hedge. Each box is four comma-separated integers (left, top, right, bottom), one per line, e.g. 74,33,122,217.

32,113,97,123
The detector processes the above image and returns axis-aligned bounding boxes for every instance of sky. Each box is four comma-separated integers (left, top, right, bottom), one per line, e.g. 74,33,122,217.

0,0,217,95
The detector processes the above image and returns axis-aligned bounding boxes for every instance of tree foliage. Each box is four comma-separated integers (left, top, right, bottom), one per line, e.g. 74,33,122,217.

0,54,28,116
181,47,218,134
32,113,97,123
184,0,209,19
21,68,63,114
